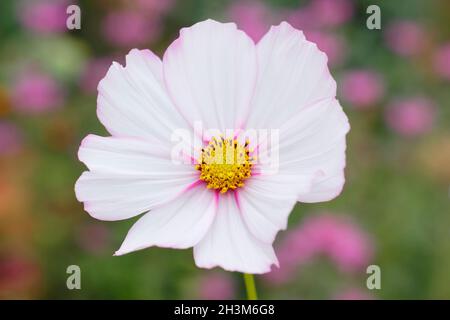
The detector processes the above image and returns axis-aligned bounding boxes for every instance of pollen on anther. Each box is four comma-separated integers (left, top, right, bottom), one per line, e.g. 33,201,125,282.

196,137,253,193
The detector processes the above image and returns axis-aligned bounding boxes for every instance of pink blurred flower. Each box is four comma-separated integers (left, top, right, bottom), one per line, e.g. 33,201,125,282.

79,57,114,94
0,253,41,298
288,0,353,30
0,121,23,156
334,288,373,300
266,214,373,284
228,0,271,42
340,70,385,108
305,31,346,67
198,273,235,300
433,44,450,81
18,0,68,35
235,2,347,67
385,21,426,57
309,0,354,28
135,0,174,14
76,223,110,254
287,7,319,31
102,11,161,47
12,71,64,114
385,97,436,137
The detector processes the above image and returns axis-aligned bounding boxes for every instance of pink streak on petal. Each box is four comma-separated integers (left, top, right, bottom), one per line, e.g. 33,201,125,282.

182,180,204,193
233,190,241,211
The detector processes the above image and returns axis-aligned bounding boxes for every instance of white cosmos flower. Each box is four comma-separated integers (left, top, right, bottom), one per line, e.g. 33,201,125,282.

75,20,350,274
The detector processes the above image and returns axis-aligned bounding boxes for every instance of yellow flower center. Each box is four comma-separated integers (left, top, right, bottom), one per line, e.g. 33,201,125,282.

196,136,253,193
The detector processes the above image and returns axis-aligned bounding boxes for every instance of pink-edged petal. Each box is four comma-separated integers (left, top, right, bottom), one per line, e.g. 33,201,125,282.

295,136,347,202
245,22,336,129
115,185,216,255
257,98,349,202
75,135,198,221
194,192,278,274
237,174,303,244
163,19,257,131
246,22,349,202
298,169,345,203
97,49,188,142
76,172,195,221
77,134,191,174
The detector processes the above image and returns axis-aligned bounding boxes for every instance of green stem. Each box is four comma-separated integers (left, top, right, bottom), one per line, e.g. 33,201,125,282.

243,273,258,300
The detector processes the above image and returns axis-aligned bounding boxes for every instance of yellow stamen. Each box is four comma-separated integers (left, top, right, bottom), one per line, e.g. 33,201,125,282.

196,137,253,193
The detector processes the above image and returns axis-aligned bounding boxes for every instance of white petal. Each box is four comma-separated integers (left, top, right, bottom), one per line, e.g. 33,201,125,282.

115,185,216,255
97,49,188,142
271,99,348,167
245,22,336,129
246,22,349,202
163,19,257,131
75,135,198,221
237,175,301,244
298,169,346,203
257,98,349,202
194,192,278,274
78,134,192,174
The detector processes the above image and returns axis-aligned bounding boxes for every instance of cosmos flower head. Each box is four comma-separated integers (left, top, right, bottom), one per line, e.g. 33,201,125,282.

75,20,350,274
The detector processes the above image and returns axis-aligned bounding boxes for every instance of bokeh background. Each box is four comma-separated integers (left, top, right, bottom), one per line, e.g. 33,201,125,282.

0,0,449,299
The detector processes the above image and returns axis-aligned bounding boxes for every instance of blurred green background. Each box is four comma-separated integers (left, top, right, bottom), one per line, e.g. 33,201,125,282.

0,0,449,299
